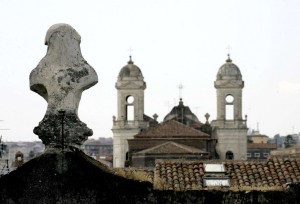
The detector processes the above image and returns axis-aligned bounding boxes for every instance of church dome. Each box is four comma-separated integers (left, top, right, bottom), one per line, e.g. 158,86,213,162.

217,55,242,80
118,56,143,79
163,98,202,127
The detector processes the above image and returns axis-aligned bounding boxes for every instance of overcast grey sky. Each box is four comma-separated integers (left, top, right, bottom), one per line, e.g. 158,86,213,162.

1,0,300,141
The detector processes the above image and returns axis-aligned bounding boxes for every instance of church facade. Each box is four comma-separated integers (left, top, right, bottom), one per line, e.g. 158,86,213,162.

112,55,248,168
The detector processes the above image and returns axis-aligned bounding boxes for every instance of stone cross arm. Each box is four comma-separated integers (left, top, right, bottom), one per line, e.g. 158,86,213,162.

29,23,98,148
30,23,98,113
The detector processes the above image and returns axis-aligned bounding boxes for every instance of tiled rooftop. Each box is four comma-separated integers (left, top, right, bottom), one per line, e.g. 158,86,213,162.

225,158,300,187
154,158,300,190
135,120,209,138
134,142,209,155
155,161,205,190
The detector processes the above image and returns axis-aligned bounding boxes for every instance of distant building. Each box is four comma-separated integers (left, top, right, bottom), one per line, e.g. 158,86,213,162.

269,133,300,149
82,137,113,164
0,141,11,176
0,140,38,174
247,143,277,160
270,145,300,158
5,141,44,167
0,142,8,159
247,130,277,160
269,134,285,148
268,135,300,158
248,130,269,143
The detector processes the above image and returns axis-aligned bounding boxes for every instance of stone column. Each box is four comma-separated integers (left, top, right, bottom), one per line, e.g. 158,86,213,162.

30,23,98,149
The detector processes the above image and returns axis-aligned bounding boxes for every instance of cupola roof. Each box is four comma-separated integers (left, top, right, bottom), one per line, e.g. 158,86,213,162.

118,56,143,79
163,98,201,127
217,55,242,80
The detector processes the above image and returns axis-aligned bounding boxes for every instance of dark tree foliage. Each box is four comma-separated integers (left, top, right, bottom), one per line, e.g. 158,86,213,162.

284,135,296,148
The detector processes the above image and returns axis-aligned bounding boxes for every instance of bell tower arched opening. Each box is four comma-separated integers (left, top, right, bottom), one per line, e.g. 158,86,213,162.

225,95,234,120
126,95,134,121
226,151,234,160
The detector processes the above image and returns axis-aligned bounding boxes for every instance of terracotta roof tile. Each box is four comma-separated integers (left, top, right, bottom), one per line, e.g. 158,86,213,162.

225,158,300,187
155,161,206,190
135,120,209,138
154,158,300,190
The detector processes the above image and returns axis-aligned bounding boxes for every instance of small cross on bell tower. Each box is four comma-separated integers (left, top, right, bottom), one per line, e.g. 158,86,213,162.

205,113,210,125
226,45,231,55
178,83,184,99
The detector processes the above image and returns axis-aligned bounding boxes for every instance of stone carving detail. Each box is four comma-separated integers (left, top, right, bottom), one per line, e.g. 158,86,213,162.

214,80,244,88
116,81,146,89
30,23,98,148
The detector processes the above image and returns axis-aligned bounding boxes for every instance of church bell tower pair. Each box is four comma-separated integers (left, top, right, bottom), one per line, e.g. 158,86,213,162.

112,55,248,167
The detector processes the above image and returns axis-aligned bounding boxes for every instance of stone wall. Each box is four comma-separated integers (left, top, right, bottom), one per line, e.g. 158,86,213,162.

0,149,299,203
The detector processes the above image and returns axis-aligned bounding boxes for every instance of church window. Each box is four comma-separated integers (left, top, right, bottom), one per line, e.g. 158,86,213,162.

225,95,234,120
225,95,234,103
126,152,129,160
126,95,134,121
126,105,134,121
225,105,234,120
126,95,134,104
225,151,234,160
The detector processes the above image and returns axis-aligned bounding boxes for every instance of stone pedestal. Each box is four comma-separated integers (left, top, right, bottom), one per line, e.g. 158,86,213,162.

34,112,93,148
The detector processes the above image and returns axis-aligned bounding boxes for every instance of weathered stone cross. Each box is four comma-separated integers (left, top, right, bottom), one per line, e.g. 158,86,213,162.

30,24,98,149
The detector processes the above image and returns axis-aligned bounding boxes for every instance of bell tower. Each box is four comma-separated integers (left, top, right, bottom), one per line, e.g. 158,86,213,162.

211,55,248,160
112,56,148,167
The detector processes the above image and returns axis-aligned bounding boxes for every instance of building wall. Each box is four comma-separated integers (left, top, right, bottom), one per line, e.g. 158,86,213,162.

128,138,216,164
247,149,273,160
112,129,141,167
129,139,212,152
250,135,269,144
214,128,247,160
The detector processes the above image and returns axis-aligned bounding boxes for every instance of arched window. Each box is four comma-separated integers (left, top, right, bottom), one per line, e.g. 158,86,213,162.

225,95,234,103
225,95,234,120
226,151,234,160
126,95,134,103
126,152,129,160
